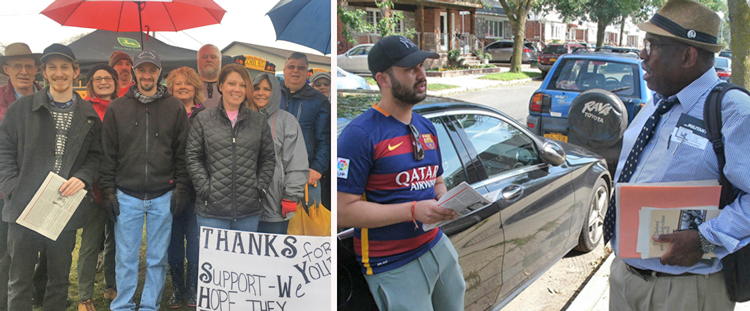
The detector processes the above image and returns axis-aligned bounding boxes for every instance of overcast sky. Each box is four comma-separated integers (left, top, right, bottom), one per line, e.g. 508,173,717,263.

0,0,331,55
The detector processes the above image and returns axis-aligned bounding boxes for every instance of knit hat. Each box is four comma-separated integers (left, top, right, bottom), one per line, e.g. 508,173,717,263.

109,51,133,67
637,0,722,53
309,71,330,83
86,63,119,85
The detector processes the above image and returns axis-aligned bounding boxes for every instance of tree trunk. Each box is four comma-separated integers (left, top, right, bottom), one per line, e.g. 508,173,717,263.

728,0,750,88
510,13,527,73
596,21,606,48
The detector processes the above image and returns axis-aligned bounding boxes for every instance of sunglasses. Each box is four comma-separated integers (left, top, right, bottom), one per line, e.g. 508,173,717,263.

313,82,330,87
408,124,425,161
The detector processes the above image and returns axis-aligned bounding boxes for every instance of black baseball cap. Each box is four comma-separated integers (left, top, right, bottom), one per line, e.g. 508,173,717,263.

41,43,76,63
133,49,161,69
368,35,438,77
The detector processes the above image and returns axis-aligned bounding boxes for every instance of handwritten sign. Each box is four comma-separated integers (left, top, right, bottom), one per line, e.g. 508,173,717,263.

197,227,331,311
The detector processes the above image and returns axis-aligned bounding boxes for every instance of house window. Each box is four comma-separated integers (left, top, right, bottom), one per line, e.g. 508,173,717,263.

365,8,404,34
485,20,504,39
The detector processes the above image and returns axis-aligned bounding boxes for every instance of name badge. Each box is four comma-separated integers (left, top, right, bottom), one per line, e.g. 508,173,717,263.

670,114,708,150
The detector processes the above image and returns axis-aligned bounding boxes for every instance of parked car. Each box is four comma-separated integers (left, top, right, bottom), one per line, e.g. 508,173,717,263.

337,44,374,74
714,56,732,82
338,92,611,311
526,52,652,173
537,43,584,76
485,40,538,63
719,50,732,59
336,66,371,91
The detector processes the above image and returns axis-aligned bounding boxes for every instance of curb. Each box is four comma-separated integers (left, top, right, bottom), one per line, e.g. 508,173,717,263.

566,253,613,311
428,76,542,97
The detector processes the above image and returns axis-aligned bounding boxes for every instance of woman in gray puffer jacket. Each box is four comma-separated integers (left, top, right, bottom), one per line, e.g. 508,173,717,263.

251,73,309,234
185,64,275,231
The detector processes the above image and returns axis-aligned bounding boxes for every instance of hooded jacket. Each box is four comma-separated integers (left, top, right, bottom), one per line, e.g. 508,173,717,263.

0,87,102,230
185,100,276,220
280,82,330,175
253,73,309,222
100,85,190,199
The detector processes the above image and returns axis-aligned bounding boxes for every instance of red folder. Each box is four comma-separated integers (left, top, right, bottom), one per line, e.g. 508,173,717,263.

617,183,721,258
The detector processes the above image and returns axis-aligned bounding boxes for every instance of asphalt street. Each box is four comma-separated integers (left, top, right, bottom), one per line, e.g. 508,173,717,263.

451,80,542,124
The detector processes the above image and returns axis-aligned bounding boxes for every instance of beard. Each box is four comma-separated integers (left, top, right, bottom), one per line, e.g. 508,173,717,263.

391,76,426,105
139,79,155,92
201,66,218,80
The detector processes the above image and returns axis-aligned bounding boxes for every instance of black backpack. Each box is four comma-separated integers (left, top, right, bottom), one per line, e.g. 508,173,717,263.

703,82,750,302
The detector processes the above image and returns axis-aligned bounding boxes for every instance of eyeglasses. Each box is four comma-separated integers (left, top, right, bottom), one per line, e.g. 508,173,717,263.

643,39,685,56
408,124,425,161
7,64,36,72
313,82,330,87
286,64,307,71
92,77,114,83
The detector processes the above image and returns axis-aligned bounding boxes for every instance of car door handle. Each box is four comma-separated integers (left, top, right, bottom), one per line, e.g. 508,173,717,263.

502,185,523,202
441,214,481,236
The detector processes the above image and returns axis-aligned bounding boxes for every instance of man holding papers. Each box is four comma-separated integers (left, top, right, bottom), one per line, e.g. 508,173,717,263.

0,44,102,311
603,0,750,310
337,35,464,311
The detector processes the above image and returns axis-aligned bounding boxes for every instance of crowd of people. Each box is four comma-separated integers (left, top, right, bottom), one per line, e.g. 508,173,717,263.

0,42,330,311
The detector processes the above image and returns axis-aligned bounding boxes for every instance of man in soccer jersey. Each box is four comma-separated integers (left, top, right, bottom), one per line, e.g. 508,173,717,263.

337,35,466,311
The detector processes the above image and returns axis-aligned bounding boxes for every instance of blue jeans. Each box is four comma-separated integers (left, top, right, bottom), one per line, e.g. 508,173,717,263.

195,214,260,232
111,190,173,311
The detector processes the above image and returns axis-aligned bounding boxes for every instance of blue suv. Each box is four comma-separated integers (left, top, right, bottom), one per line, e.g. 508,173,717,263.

526,52,652,142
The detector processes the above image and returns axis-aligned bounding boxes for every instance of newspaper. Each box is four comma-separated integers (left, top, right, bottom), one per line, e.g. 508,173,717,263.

16,172,87,241
422,182,492,231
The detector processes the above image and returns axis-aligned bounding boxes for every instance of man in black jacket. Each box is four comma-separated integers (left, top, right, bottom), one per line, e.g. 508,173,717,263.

0,43,102,311
280,52,330,206
100,50,190,311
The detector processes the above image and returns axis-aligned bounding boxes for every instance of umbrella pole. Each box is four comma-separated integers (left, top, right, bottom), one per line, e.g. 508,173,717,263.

137,1,144,50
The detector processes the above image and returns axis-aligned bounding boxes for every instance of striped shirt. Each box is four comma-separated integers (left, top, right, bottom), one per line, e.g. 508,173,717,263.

338,104,444,275
612,67,750,274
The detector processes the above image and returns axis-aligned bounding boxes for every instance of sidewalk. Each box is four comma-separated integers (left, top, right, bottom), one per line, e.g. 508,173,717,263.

426,66,542,97
566,253,750,311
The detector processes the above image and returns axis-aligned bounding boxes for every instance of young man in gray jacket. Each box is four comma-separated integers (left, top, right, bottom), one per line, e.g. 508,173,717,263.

0,43,102,311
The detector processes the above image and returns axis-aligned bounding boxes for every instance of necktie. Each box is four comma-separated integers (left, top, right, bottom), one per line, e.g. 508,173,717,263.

603,97,678,244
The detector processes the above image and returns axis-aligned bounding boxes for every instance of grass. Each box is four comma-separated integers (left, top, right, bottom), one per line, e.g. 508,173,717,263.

427,83,460,91
34,222,192,311
479,71,542,81
364,77,377,86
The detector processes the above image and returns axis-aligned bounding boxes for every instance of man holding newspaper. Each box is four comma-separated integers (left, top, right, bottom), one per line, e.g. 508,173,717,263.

603,0,750,310
0,43,102,311
337,35,465,311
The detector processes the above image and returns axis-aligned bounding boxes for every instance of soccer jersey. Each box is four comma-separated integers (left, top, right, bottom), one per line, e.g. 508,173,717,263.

338,104,444,275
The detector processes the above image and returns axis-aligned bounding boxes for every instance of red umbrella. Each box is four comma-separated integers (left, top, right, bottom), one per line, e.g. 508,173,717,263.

41,0,225,49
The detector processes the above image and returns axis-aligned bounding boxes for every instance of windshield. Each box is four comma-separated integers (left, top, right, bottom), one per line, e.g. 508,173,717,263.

549,58,640,97
543,45,566,54
714,57,730,68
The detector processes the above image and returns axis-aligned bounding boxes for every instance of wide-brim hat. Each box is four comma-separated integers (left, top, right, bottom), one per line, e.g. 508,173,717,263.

637,0,722,53
0,42,42,75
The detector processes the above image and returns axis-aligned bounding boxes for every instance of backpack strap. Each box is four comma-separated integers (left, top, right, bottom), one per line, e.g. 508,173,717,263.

703,82,750,208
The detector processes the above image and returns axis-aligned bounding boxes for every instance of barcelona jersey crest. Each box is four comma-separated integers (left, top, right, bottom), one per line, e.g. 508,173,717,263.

422,134,435,150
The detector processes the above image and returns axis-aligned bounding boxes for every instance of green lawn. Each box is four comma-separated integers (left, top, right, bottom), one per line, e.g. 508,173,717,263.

427,83,460,91
479,71,542,81
37,223,191,311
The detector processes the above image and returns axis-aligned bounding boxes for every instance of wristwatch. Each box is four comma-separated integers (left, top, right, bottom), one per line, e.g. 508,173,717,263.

697,230,716,254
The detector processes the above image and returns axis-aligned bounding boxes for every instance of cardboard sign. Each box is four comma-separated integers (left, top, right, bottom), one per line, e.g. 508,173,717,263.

197,227,331,311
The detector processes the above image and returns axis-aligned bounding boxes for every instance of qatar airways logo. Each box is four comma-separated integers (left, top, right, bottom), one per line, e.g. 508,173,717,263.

396,165,439,191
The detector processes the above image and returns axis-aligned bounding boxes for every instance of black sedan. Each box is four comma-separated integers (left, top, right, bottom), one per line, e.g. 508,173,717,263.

337,92,611,311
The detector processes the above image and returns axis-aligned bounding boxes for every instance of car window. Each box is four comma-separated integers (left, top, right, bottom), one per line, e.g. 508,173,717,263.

337,69,345,77
501,42,512,48
550,58,639,97
431,117,468,190
715,57,730,68
543,45,566,54
348,46,367,56
453,114,539,179
487,42,501,49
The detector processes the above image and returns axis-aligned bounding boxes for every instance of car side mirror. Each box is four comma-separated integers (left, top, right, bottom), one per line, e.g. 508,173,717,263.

540,141,566,166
